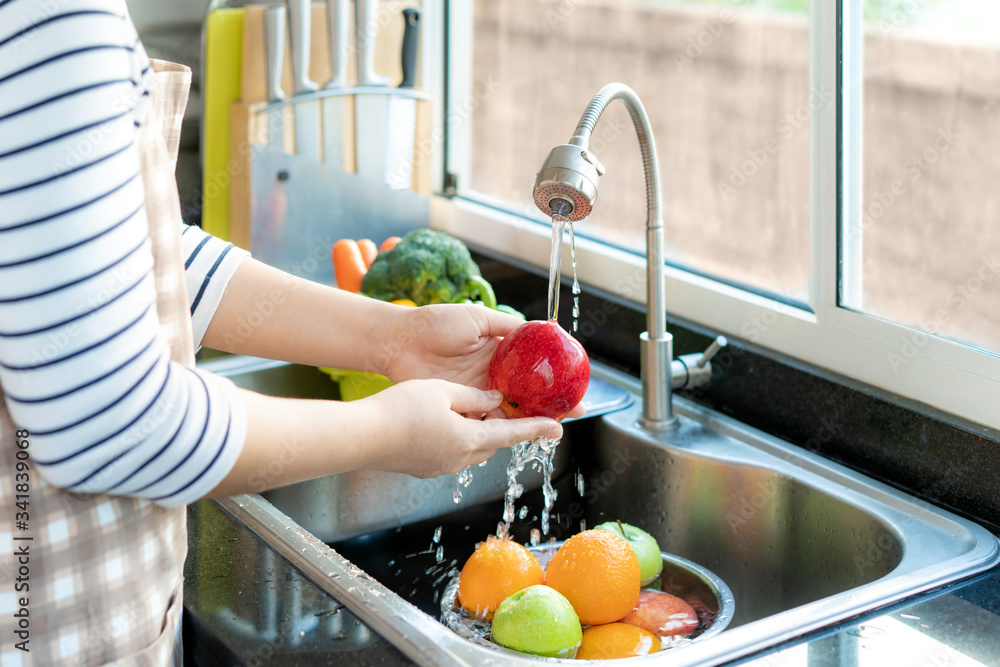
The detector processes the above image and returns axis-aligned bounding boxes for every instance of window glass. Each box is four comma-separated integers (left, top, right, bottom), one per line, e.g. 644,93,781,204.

466,0,812,303
843,0,1000,353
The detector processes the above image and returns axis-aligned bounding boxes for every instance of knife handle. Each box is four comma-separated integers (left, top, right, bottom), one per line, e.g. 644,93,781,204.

324,0,349,88
399,8,419,89
356,0,389,87
264,6,286,102
286,0,318,94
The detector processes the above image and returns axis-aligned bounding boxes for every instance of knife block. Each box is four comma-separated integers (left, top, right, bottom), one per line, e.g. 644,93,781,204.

225,2,431,253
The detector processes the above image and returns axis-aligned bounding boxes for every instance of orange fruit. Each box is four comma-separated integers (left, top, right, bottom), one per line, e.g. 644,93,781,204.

457,536,543,619
544,530,641,626
575,623,661,660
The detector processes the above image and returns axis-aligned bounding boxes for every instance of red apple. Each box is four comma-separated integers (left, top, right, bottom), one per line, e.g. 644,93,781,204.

621,590,699,639
487,320,589,421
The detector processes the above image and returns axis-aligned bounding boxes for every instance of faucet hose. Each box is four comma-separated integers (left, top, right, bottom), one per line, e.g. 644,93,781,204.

569,83,665,342
569,83,662,238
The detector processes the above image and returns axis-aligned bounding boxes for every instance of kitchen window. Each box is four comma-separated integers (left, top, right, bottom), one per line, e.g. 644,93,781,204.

432,0,1000,431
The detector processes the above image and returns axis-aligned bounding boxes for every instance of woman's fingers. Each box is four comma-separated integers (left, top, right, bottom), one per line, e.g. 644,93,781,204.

466,415,562,453
470,303,524,338
445,383,505,414
442,382,562,446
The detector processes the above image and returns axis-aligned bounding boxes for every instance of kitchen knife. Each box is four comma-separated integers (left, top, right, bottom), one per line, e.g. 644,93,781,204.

264,6,287,152
321,0,349,168
353,0,390,181
286,0,320,161
384,8,419,190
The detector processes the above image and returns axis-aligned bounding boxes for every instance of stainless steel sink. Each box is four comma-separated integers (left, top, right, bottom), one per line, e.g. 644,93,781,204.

204,354,999,666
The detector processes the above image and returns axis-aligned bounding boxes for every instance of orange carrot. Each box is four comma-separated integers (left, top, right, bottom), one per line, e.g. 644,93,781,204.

380,236,402,252
357,238,379,268
332,239,367,292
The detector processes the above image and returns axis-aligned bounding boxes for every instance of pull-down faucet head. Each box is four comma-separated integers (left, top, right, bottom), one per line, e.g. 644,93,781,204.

532,144,605,221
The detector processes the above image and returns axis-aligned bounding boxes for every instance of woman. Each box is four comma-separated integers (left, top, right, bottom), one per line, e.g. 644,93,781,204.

0,2,575,663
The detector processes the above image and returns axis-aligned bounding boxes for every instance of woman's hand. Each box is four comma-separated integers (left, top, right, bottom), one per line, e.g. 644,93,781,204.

360,379,562,478
376,303,516,388
376,303,585,419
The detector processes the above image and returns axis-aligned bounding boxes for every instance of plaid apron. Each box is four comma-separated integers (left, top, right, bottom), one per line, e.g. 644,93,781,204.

0,59,198,666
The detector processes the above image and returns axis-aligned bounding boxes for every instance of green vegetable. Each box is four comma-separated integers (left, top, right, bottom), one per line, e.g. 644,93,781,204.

361,229,497,307
495,304,526,320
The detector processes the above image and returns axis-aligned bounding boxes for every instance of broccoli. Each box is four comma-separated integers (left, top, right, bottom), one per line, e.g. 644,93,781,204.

361,229,497,307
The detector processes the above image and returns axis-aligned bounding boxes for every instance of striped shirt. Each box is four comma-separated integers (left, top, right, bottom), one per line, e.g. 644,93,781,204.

0,0,247,508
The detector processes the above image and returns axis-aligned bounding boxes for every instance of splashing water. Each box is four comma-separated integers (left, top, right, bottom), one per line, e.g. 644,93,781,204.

518,506,529,520
497,437,560,539
453,465,475,504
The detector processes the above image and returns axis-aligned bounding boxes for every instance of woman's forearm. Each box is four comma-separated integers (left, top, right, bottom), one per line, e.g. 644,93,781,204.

201,257,406,374
206,380,562,498
204,388,377,496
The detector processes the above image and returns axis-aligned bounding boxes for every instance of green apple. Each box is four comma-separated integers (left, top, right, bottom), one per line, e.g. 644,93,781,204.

595,521,664,586
491,585,582,659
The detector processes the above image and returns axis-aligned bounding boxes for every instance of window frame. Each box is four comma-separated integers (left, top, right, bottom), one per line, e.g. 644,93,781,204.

429,0,1000,431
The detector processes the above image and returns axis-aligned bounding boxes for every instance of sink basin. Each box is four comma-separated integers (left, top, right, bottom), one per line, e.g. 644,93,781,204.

204,354,999,666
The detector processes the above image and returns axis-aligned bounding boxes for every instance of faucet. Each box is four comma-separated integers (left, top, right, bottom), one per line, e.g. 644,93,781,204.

532,83,726,430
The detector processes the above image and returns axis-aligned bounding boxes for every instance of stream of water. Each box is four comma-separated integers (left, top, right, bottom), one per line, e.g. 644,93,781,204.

454,213,579,541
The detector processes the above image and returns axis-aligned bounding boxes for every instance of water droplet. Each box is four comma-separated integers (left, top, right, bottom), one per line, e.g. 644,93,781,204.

435,546,444,563
432,526,442,544
453,488,463,504
530,528,541,546
518,506,529,520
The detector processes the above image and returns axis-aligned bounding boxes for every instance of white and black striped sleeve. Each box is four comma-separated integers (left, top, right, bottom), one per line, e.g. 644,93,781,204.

181,224,248,346
0,1,246,507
